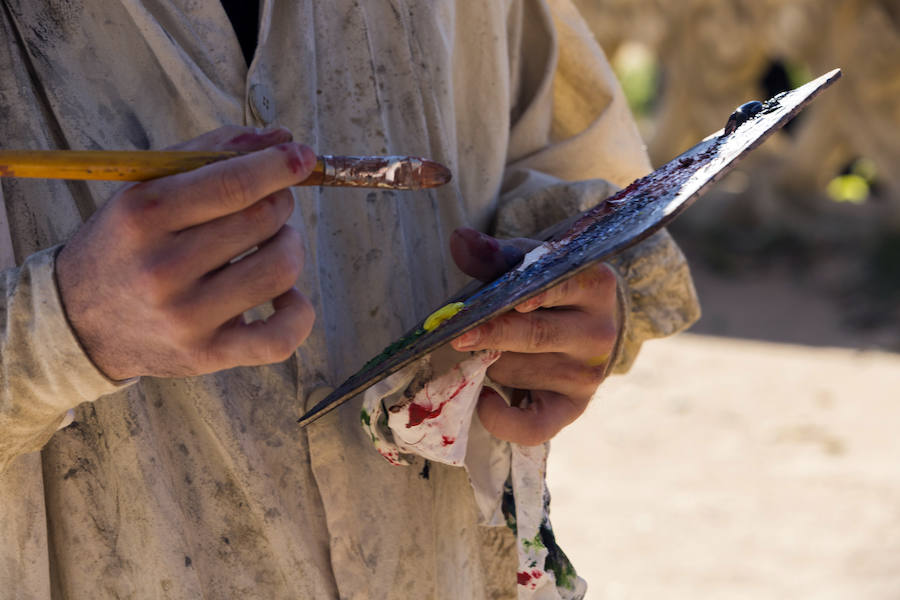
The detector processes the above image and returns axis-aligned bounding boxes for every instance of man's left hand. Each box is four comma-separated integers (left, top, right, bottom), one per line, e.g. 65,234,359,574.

449,228,619,446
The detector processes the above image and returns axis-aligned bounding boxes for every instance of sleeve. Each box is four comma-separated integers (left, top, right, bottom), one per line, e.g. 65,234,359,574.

494,0,701,374
0,245,134,472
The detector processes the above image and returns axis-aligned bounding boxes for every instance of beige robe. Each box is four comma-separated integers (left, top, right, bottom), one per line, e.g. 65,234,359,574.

0,1,700,597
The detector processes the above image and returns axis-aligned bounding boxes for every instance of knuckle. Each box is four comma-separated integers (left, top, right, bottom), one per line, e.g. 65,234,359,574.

134,260,176,305
291,241,306,273
110,191,155,237
599,267,619,295
240,196,285,234
527,315,556,350
219,124,252,138
210,125,253,149
258,251,301,293
555,279,576,301
281,225,304,260
191,343,225,373
215,162,257,207
592,319,619,348
261,333,298,364
479,318,502,346
572,363,605,391
581,265,615,294
164,307,202,346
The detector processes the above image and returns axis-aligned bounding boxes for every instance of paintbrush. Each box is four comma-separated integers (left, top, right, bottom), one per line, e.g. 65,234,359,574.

0,150,452,191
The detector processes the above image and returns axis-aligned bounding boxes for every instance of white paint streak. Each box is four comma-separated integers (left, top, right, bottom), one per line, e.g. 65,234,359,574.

515,244,552,272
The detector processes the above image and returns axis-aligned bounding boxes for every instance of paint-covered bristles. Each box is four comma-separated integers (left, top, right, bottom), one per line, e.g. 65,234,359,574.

308,155,452,190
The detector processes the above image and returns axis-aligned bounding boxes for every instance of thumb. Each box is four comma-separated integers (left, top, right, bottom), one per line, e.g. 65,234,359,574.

449,228,540,282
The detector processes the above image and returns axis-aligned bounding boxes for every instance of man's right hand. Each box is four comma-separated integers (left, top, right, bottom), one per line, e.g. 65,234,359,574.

56,126,317,381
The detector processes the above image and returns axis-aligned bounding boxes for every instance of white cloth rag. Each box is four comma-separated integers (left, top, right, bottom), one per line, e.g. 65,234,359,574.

361,346,587,600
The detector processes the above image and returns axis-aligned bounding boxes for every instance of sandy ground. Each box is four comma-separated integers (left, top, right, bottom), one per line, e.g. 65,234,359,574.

547,262,900,599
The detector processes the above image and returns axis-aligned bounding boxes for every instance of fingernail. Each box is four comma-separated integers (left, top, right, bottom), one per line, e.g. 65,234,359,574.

455,328,480,349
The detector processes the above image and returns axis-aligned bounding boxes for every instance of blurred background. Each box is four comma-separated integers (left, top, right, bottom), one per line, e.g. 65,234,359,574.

547,1,900,598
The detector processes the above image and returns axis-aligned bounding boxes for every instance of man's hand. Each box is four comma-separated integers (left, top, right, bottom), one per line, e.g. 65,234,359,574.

449,228,619,446
56,126,317,380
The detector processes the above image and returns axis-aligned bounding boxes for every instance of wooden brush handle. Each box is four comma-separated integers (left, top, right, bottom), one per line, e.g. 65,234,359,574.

0,150,450,189
0,150,278,181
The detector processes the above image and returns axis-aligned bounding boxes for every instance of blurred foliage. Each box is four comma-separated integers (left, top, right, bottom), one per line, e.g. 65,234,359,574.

578,0,900,330
578,0,900,226
611,41,660,119
827,175,869,204
783,60,814,90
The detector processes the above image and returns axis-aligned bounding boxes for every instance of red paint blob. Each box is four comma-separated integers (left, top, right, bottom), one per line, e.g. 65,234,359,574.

406,378,470,428
517,571,532,586
406,400,446,428
441,436,455,446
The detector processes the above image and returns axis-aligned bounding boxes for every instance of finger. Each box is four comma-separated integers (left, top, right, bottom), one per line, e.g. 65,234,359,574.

486,352,607,399
211,287,315,367
167,125,293,152
451,308,617,356
133,141,316,231
185,225,304,329
515,263,618,314
449,228,540,282
477,388,586,446
167,188,294,280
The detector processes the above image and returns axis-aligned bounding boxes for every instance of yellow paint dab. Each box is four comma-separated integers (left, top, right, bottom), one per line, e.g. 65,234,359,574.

586,354,610,367
423,302,465,332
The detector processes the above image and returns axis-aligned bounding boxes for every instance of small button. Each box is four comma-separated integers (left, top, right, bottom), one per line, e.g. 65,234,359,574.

248,83,276,125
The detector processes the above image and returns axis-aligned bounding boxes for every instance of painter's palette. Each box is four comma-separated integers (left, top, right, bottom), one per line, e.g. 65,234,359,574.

299,69,842,427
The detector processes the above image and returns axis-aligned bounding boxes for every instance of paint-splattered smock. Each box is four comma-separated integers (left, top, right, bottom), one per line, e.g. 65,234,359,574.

0,1,699,598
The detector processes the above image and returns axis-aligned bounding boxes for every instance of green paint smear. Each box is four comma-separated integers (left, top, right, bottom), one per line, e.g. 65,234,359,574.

360,408,378,442
547,558,578,591
522,532,545,551
360,328,426,372
540,521,578,591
